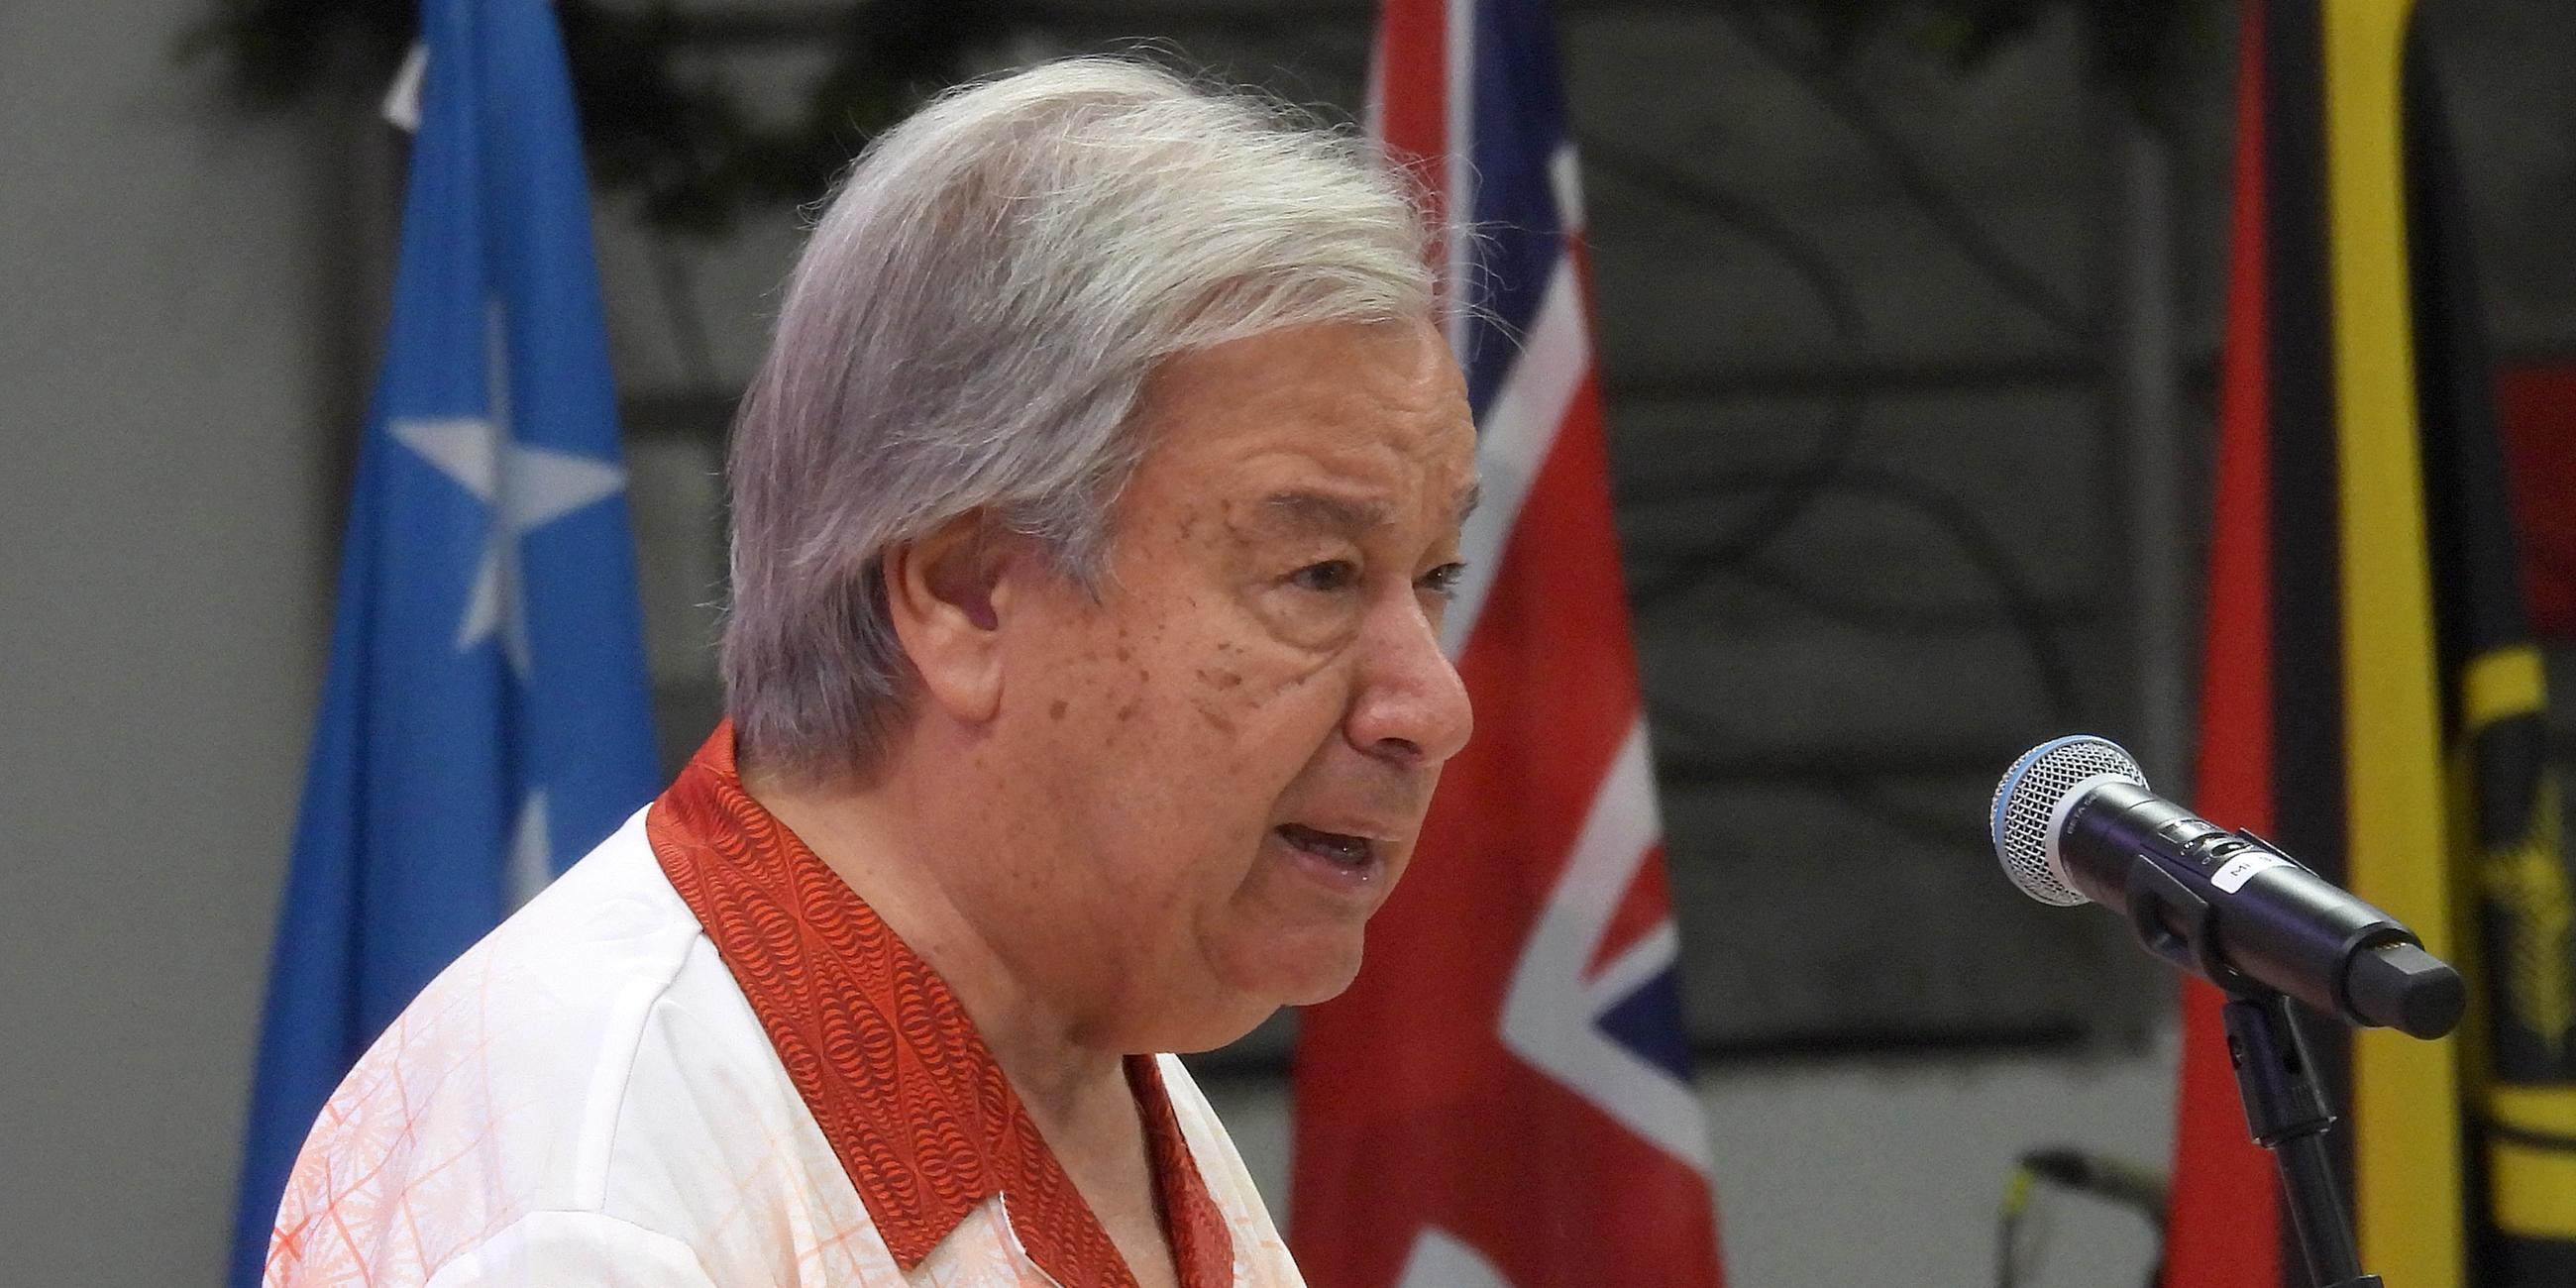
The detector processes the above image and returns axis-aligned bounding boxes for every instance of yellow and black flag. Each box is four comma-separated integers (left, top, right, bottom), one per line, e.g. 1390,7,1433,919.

2164,1,2576,1285
2413,23,2576,1286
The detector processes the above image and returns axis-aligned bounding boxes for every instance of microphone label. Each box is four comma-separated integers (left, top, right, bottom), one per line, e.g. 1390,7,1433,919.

2213,852,2290,893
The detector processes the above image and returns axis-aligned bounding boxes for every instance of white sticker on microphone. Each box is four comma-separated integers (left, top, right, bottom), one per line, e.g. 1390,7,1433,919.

2213,852,2289,893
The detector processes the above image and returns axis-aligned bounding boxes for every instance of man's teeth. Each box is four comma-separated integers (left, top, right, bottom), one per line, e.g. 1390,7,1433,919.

1279,823,1372,865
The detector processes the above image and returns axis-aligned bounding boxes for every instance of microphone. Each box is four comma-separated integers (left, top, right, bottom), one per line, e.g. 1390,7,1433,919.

1989,736,2464,1038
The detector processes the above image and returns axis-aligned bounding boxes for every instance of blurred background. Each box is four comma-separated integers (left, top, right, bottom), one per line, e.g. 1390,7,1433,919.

7,0,2574,1284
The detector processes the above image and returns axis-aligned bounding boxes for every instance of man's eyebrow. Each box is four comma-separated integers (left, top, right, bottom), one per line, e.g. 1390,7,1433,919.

1260,490,1392,535
1454,482,1483,526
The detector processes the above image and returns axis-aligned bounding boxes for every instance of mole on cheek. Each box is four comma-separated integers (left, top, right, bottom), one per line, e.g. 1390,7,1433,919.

1048,698,1068,721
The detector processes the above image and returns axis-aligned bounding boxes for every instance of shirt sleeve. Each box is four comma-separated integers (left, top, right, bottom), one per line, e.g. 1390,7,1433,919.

419,1211,722,1288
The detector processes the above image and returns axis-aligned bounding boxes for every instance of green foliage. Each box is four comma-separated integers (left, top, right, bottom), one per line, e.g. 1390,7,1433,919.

186,0,2220,235
185,0,985,237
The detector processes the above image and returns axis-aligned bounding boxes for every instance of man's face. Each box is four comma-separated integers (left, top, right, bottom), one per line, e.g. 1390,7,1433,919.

979,317,1477,1052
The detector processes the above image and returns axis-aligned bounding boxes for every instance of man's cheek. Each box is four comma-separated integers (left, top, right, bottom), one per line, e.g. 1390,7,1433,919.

1240,675,1361,789
1230,624,1347,697
1260,661,1353,736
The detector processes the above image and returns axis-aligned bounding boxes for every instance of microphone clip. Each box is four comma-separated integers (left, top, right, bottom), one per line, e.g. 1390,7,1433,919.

2120,849,2259,997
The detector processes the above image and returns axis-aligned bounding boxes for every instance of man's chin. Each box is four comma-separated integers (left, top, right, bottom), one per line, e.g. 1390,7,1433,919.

1258,920,1369,1002
1278,951,1364,1008
1159,940,1364,1052
1159,1000,1287,1056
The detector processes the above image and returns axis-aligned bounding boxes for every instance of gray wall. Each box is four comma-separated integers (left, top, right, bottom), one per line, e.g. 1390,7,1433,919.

0,0,342,1280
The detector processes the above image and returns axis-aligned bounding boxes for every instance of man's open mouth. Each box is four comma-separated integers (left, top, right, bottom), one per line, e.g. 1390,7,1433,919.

1277,823,1376,867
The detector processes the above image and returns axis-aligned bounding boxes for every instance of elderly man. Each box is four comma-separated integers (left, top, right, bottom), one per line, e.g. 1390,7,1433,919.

265,57,1476,1288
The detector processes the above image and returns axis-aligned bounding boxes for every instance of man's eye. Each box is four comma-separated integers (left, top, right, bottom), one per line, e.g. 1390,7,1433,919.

1289,560,1360,592
1422,563,1468,598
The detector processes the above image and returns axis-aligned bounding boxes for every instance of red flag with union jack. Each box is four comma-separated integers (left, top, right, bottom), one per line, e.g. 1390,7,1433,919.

1288,2,1726,1284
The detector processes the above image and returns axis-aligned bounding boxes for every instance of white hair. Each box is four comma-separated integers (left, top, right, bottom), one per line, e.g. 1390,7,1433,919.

721,56,1436,781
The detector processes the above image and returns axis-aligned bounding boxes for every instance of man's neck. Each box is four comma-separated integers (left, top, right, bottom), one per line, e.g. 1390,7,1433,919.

739,758,1124,1126
735,748,1183,1288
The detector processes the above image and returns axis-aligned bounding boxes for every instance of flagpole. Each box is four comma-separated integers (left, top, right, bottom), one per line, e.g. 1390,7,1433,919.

2104,99,2192,788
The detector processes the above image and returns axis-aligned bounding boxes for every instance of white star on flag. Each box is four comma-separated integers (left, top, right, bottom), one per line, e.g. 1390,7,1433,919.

390,415,624,678
387,307,625,681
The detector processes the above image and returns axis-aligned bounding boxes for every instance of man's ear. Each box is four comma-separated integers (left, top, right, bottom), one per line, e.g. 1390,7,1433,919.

882,513,1015,724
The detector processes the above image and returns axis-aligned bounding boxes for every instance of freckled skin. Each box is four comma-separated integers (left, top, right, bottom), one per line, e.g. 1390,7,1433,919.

966,318,1478,1054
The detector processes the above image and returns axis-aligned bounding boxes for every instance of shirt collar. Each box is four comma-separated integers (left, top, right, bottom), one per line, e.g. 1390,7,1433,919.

648,723,1234,1288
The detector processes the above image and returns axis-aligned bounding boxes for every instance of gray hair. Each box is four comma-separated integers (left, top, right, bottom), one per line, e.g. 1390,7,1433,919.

721,56,1436,781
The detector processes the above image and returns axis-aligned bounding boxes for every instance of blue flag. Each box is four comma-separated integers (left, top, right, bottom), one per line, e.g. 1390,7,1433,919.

227,2,658,1281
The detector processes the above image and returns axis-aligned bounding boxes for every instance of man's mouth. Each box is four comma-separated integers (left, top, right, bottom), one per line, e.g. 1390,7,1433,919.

1276,822,1376,868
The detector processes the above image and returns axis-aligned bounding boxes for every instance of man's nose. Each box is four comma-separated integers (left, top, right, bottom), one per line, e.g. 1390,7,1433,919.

1344,594,1474,766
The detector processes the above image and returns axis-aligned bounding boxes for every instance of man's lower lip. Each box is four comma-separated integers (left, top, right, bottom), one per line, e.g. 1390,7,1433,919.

1275,832,1385,894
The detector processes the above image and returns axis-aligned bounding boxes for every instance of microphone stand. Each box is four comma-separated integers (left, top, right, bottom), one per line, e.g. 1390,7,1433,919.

2123,860,2382,1288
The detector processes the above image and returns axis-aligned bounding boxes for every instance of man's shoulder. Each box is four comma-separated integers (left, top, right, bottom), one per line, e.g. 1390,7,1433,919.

276,810,720,1194
384,807,721,1103
267,808,851,1283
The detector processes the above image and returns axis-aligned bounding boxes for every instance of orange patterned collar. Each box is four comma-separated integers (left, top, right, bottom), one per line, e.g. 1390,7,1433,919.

647,723,1234,1288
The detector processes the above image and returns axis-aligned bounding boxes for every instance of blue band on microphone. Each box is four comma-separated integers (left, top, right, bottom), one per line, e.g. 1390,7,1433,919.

1989,734,2133,852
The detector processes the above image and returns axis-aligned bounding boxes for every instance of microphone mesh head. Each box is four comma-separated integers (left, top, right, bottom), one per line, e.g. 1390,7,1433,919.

1989,735,2148,907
